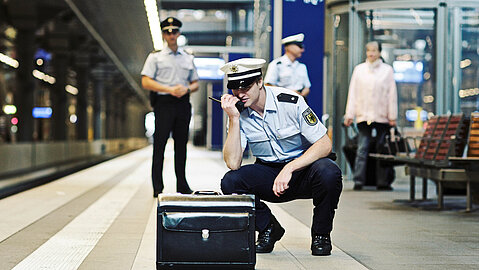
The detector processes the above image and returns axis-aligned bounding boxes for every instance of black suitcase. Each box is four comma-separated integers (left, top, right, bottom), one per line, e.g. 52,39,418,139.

343,124,397,186
342,124,377,186
157,192,256,269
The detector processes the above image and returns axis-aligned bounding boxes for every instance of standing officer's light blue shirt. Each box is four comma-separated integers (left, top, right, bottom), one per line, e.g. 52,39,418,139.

141,47,199,95
238,86,327,162
264,55,311,91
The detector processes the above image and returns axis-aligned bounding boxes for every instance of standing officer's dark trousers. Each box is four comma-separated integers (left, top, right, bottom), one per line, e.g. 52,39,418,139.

221,157,343,235
152,94,191,194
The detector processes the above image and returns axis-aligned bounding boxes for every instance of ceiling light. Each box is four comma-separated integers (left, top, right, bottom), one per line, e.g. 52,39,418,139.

144,0,163,51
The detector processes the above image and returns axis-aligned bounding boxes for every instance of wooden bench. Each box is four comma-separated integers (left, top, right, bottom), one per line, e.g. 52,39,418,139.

368,113,479,211
404,113,475,211
369,115,442,166
447,112,479,211
369,115,445,192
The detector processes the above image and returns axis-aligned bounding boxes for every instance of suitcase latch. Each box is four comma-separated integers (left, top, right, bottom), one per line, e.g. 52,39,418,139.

202,229,209,240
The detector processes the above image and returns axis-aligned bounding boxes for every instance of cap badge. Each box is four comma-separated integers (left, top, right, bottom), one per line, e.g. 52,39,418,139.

168,18,173,23
230,65,238,73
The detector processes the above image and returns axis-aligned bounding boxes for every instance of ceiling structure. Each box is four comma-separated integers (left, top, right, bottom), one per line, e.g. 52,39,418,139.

1,0,255,108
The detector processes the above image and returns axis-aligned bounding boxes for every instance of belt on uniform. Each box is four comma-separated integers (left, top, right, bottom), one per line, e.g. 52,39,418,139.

255,152,337,168
254,159,289,168
156,93,190,103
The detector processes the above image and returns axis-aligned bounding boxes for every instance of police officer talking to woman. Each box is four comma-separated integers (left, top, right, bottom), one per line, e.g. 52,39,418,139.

141,17,199,197
219,58,342,256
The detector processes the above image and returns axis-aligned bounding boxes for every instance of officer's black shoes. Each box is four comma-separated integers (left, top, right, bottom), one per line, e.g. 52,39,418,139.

255,215,285,253
177,186,193,194
353,182,363,191
311,234,332,256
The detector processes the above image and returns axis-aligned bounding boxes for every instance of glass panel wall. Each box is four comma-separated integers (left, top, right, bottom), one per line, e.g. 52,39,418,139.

359,9,436,128
326,1,479,172
332,13,349,156
0,25,17,142
456,7,479,115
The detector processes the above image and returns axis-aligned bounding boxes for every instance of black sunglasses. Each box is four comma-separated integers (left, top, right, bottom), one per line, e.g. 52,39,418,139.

232,80,258,93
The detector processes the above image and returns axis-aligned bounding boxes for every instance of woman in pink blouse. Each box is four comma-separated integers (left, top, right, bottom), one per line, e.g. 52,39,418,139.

343,41,398,191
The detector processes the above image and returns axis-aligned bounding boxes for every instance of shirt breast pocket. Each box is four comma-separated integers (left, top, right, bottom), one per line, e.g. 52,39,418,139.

279,68,291,84
179,62,193,81
276,126,301,152
247,133,273,157
156,62,173,82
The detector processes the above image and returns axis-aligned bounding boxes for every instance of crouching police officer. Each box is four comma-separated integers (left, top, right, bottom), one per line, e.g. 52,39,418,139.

219,58,343,256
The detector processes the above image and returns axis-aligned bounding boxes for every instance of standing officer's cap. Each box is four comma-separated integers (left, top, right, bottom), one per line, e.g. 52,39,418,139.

282,33,304,48
161,17,182,32
220,58,266,89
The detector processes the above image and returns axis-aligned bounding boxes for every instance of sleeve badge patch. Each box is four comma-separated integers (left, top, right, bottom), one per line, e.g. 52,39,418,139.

302,108,318,126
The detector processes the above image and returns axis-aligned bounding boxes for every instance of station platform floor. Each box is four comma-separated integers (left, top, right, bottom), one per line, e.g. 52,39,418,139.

1,141,478,270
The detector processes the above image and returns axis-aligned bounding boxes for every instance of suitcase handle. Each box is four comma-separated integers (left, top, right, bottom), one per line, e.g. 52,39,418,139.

192,190,223,196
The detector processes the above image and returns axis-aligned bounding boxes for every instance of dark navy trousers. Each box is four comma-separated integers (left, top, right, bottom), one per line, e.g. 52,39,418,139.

221,158,343,235
152,94,191,193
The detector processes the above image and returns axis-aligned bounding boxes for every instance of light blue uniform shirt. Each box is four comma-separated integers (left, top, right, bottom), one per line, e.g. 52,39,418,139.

239,86,327,162
264,55,311,91
141,47,199,95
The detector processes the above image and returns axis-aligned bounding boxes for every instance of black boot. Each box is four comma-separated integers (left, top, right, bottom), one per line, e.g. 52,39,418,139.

177,182,193,194
353,182,363,190
256,215,285,253
311,234,332,256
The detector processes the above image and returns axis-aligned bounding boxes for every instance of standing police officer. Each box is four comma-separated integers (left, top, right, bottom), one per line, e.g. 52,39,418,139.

219,58,342,256
141,17,199,197
264,33,311,98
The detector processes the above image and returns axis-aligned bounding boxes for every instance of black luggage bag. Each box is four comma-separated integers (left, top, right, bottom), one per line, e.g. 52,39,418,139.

342,124,377,186
343,124,399,187
157,192,256,269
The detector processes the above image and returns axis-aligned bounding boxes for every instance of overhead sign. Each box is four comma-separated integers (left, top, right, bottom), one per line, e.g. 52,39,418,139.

194,58,225,80
32,107,53,119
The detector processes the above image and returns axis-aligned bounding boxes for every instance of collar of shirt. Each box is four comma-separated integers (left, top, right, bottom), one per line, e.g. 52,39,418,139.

162,46,185,56
280,54,298,67
246,87,277,118
366,58,383,70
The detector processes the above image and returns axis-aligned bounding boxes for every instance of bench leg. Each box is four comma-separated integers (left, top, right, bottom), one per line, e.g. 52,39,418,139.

410,175,415,201
466,180,471,213
422,178,428,200
437,182,444,210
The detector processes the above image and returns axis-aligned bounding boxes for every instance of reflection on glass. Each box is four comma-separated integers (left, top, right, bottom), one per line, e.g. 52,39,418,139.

332,13,349,148
458,8,479,115
360,9,435,128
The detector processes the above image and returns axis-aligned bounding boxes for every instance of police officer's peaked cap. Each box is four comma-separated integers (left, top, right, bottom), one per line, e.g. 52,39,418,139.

282,33,304,47
160,17,182,32
220,58,266,89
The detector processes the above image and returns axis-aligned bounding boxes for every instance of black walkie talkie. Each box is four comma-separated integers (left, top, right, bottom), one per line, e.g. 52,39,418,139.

208,96,245,113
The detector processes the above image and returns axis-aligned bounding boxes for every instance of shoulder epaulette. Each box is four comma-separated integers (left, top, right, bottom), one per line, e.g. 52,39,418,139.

276,61,282,65
277,93,298,104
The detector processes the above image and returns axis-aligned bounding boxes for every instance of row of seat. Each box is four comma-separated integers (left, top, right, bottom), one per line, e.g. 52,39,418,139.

370,112,479,212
